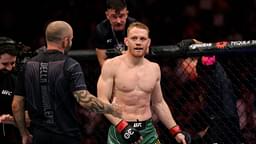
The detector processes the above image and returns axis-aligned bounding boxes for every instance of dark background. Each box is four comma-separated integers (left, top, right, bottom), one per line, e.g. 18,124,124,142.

0,0,255,51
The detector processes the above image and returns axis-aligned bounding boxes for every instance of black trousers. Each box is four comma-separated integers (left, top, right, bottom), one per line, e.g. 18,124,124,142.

0,124,21,144
204,117,244,144
32,129,81,144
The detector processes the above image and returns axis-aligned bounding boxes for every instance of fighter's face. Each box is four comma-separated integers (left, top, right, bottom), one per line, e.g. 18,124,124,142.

0,53,16,73
106,8,128,31
124,27,151,57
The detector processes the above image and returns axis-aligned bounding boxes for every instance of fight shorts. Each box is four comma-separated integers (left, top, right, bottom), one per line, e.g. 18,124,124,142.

107,119,161,144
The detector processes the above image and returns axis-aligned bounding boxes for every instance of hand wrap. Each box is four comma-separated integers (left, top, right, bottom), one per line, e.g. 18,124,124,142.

169,125,182,137
170,125,192,144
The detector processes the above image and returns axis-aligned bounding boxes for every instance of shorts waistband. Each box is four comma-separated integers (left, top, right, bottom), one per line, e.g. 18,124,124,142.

127,118,152,130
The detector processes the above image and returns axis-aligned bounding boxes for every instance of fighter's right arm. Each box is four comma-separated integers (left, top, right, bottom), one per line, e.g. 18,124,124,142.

98,59,143,143
97,59,122,125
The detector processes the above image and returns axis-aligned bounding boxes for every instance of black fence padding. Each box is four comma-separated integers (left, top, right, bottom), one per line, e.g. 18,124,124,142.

69,46,256,144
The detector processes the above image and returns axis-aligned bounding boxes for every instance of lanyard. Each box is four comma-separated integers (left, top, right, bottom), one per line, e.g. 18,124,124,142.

111,28,126,52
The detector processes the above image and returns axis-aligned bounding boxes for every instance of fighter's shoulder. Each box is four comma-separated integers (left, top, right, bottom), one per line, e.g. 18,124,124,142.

145,59,160,68
144,60,160,74
105,55,122,65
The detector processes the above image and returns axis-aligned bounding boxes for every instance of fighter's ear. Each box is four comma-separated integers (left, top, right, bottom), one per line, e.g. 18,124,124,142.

124,37,128,47
147,38,151,48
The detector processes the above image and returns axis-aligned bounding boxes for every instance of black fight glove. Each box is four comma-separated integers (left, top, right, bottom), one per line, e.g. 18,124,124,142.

176,39,195,55
116,120,141,143
182,131,192,144
170,125,192,144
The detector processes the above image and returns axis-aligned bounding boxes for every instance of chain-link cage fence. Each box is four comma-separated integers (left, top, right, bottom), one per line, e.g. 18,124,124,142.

69,44,256,144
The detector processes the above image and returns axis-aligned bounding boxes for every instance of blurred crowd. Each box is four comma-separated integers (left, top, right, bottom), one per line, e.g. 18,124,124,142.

0,0,255,50
1,0,256,144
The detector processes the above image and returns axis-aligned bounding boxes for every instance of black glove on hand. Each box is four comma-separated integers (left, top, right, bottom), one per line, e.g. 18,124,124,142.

176,39,195,54
116,120,141,143
182,131,192,144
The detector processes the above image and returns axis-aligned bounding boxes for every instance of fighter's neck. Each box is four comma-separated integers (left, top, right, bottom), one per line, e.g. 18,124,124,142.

124,54,144,67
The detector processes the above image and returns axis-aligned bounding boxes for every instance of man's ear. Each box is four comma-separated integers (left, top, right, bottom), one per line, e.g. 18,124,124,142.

147,38,151,48
62,37,69,49
105,11,109,19
124,37,128,46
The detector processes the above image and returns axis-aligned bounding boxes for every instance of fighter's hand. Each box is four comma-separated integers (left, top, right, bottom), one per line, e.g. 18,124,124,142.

175,133,187,144
169,125,190,144
116,120,143,144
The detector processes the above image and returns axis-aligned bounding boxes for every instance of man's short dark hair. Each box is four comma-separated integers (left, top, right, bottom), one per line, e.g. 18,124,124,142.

0,37,18,56
106,0,127,11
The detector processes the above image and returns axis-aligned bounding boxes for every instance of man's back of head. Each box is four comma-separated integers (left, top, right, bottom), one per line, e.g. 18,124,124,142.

45,21,73,43
45,21,73,52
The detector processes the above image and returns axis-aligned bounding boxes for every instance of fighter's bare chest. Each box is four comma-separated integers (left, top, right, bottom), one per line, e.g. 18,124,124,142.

115,69,156,92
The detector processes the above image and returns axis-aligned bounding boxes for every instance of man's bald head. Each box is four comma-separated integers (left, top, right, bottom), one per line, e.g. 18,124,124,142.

45,21,73,43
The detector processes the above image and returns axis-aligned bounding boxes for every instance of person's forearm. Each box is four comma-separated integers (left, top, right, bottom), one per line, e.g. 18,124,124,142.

12,102,27,135
73,90,114,114
153,101,177,129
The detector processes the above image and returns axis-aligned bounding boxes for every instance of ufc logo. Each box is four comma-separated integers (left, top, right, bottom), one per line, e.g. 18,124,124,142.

1,90,12,96
133,123,142,128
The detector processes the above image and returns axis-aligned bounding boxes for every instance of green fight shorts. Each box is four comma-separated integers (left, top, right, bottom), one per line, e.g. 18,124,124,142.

107,119,161,144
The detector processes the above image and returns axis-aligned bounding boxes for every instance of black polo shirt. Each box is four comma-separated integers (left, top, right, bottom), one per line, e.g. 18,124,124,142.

15,50,87,137
0,72,15,115
0,72,21,143
94,17,136,51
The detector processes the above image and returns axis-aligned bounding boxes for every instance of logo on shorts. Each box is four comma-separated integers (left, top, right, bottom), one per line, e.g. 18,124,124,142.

124,128,134,139
133,122,142,128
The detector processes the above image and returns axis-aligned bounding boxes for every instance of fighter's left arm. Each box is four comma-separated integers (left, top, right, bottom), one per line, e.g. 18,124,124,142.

151,64,187,144
151,64,177,129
